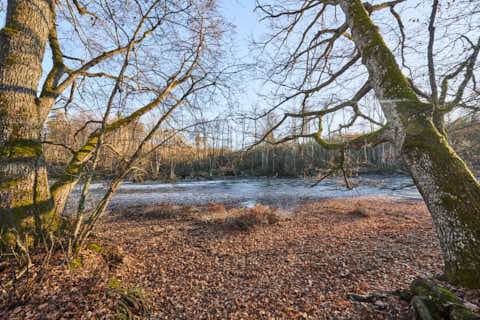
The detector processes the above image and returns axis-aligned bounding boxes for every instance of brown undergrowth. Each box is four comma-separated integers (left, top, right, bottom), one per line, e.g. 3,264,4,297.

1,197,478,319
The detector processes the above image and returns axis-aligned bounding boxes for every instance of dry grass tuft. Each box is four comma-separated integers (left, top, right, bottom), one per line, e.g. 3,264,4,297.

222,204,287,231
194,203,288,231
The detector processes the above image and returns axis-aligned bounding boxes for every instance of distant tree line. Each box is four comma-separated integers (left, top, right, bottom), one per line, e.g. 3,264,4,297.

43,112,480,181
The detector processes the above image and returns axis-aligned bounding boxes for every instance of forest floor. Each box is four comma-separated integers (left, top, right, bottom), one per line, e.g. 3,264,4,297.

1,197,480,319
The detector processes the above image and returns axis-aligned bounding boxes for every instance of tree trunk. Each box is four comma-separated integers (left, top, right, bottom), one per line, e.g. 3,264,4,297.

0,0,55,243
340,0,480,287
402,122,480,286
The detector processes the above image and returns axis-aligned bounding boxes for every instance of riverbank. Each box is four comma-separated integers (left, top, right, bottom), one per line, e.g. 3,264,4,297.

2,197,479,319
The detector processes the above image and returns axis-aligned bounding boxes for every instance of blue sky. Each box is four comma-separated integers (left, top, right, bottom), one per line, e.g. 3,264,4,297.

220,0,261,46
1,1,475,142
0,1,262,47
218,0,267,114
0,0,263,102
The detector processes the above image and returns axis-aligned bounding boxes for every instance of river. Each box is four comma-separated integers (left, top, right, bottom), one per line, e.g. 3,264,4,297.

66,175,421,212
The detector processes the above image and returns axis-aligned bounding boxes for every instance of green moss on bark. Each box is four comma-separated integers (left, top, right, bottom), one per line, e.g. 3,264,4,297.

348,0,433,123
0,139,43,160
0,177,21,189
1,27,20,37
403,120,480,288
344,0,480,288
410,279,478,319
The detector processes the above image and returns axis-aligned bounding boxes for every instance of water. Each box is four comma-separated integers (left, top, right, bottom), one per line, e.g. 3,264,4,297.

69,175,421,211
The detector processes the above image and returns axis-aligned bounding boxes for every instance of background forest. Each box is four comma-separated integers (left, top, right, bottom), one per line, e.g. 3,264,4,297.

43,109,480,181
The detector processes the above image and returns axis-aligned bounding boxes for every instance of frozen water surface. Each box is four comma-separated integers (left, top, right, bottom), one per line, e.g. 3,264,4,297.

67,175,421,212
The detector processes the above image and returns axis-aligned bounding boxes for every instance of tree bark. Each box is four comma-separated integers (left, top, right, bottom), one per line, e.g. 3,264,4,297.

340,0,480,287
0,0,55,243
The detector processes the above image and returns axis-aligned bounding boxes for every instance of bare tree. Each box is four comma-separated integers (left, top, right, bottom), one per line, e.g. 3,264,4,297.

254,0,480,287
0,0,230,250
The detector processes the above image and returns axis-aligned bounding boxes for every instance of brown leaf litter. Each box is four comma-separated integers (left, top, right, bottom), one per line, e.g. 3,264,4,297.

2,196,478,319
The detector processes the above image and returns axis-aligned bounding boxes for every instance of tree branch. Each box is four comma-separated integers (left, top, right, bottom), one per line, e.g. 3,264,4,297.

427,0,440,105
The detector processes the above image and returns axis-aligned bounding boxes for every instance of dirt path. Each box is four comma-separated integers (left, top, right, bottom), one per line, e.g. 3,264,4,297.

1,197,454,319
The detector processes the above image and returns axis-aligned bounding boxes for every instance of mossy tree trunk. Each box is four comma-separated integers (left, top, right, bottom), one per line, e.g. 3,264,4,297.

0,0,197,245
340,0,480,287
0,0,56,244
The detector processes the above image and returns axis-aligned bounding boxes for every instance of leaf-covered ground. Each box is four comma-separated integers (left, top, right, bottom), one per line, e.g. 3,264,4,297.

2,196,478,319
